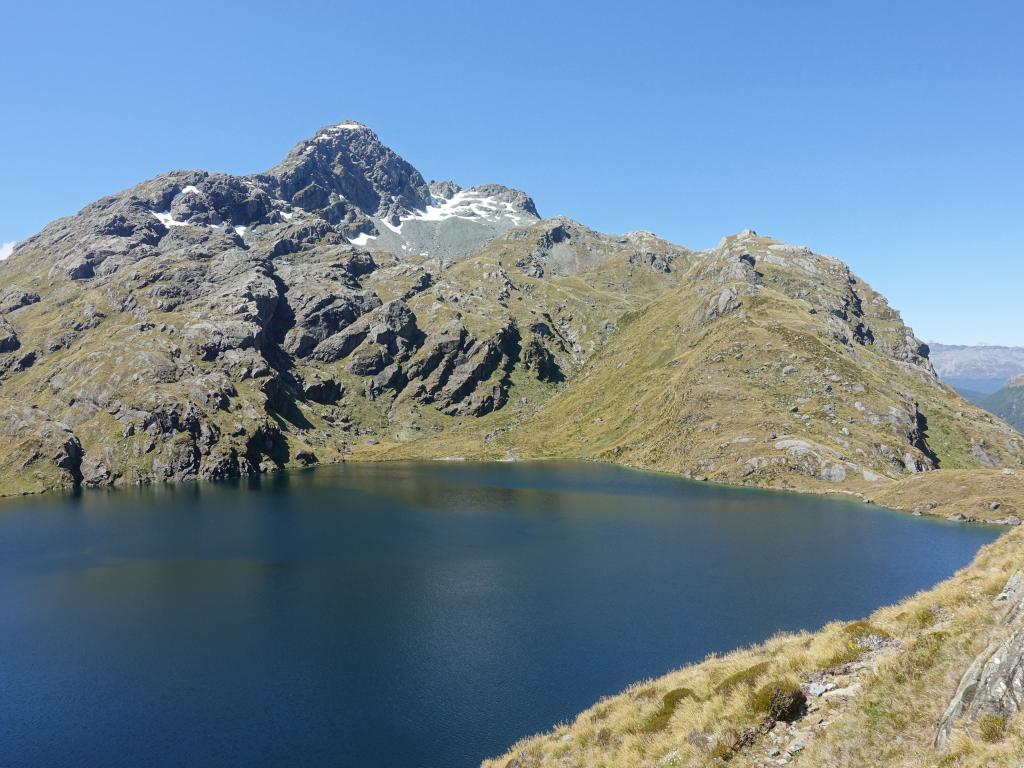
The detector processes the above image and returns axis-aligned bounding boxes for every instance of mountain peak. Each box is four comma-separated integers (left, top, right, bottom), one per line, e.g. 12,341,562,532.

317,119,369,134
264,121,432,224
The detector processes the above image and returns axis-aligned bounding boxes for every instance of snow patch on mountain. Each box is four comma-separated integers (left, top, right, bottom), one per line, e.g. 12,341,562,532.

152,211,189,228
348,232,378,246
402,189,528,226
314,122,366,142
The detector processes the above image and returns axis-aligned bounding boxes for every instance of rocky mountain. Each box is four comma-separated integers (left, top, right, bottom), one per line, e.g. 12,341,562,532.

0,122,1021,496
982,375,1024,433
930,342,1024,397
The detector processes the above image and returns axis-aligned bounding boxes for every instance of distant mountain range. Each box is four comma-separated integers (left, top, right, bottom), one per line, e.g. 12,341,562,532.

929,343,1024,396
928,343,1024,431
0,122,1021,497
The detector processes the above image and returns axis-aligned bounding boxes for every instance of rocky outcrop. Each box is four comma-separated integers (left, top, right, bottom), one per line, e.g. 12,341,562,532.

394,318,525,416
404,319,468,387
433,321,520,416
0,286,39,314
345,301,421,375
311,300,418,366
0,400,83,489
714,232,934,372
690,246,761,326
508,219,687,281
0,318,20,353
521,336,563,382
279,256,383,357
302,376,344,405
935,571,1024,748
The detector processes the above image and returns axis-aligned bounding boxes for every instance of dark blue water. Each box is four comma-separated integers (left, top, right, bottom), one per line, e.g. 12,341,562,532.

0,461,1000,768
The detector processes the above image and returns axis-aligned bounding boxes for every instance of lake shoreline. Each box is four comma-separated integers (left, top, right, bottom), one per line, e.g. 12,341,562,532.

4,452,1019,529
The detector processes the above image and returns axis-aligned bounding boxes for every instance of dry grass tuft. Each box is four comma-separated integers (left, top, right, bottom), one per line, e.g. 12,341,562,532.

632,687,698,734
977,713,1007,743
749,679,806,721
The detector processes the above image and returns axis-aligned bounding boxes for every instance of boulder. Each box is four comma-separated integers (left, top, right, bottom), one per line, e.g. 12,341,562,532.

0,286,40,314
0,318,20,353
303,377,344,405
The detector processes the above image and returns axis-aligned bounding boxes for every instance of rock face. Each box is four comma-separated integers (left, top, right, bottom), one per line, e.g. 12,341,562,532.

261,121,431,231
0,123,1020,496
935,571,1024,748
0,399,83,491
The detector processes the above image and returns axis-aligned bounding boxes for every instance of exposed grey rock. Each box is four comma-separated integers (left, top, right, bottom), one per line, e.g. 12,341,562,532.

936,572,1024,748
428,180,461,200
521,336,563,382
0,286,40,314
703,288,742,323
821,683,860,700
311,326,368,363
401,271,432,300
971,440,998,467
0,318,20,353
404,319,468,386
807,681,834,697
302,377,344,405
185,320,264,361
401,319,522,417
262,121,431,226
512,218,627,279
80,455,112,486
965,628,1024,719
279,254,382,358
0,400,84,487
328,300,421,376
818,463,847,483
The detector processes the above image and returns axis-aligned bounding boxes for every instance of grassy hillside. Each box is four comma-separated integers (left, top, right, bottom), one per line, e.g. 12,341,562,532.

362,232,1023,501
982,377,1024,433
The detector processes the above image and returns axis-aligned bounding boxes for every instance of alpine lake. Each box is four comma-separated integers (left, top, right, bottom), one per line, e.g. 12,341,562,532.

0,461,1001,767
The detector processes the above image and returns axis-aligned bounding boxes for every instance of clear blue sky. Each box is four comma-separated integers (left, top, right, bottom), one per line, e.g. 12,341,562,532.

1,1,1020,344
